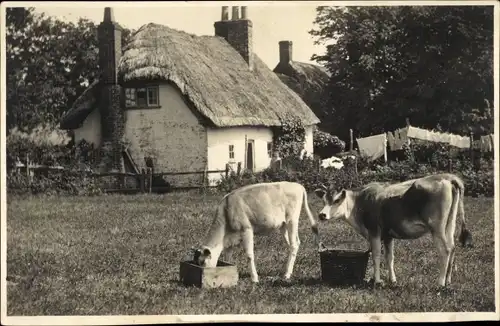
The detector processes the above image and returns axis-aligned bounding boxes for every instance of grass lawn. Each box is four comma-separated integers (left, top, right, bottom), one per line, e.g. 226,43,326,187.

6,191,497,315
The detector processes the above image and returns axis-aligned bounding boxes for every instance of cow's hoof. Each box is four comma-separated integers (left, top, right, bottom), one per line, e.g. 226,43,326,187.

368,278,385,289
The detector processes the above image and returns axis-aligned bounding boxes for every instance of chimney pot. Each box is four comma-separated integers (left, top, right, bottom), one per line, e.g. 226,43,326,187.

103,7,115,23
279,40,293,64
221,6,229,21
231,6,240,20
241,6,248,19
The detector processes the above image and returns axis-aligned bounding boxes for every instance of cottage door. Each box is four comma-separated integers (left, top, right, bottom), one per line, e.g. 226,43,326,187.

246,140,254,172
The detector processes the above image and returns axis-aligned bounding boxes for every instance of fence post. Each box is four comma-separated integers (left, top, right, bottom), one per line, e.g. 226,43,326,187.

148,168,152,193
225,163,230,178
237,162,242,176
469,132,474,169
140,168,145,193
354,156,358,176
203,163,208,189
349,129,353,152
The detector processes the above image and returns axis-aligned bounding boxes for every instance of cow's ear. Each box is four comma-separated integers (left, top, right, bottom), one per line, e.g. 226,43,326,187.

203,248,211,257
314,188,326,198
333,189,347,203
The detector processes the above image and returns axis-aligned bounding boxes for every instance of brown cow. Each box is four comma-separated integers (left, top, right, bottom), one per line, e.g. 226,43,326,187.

314,173,473,287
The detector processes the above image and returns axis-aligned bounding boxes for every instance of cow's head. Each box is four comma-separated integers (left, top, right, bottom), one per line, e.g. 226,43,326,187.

314,183,350,221
193,246,218,268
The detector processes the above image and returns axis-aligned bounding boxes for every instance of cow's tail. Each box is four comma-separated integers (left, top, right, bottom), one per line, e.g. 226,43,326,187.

302,186,323,249
451,178,473,248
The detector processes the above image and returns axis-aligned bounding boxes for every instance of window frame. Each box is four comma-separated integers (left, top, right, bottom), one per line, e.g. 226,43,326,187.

124,85,160,109
267,141,273,158
228,144,235,160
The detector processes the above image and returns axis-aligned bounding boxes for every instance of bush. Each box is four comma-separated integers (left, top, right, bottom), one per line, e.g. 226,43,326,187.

7,169,102,196
313,128,346,159
215,154,494,198
216,155,361,194
7,125,72,168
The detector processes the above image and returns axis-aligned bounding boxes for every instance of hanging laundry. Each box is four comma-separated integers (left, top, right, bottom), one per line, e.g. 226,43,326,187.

480,135,489,152
386,131,396,151
398,127,409,146
356,133,387,162
407,126,418,139
442,133,453,146
407,126,426,141
428,130,440,143
447,134,460,147
481,134,494,152
437,131,451,144
392,129,403,150
459,136,471,149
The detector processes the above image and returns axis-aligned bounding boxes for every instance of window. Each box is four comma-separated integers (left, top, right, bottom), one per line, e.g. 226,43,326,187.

229,145,235,160
125,86,159,108
267,142,273,158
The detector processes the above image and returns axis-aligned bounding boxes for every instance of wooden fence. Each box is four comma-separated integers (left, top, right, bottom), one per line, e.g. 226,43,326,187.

92,162,242,194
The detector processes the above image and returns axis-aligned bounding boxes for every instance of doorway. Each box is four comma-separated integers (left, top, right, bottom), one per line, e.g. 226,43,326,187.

246,139,255,172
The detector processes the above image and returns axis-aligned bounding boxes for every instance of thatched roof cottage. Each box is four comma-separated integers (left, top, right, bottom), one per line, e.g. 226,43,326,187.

273,41,331,131
60,6,320,187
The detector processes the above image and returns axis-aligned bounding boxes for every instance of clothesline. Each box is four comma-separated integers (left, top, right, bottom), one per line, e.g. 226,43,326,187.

356,125,494,162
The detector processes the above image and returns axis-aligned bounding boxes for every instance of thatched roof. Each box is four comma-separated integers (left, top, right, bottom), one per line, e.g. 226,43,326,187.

274,61,330,101
61,23,319,130
273,61,330,122
60,80,100,130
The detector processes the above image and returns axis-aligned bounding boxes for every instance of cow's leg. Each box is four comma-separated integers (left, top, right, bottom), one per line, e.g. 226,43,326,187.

432,231,452,287
283,221,300,280
445,198,459,286
383,237,397,284
280,222,290,246
223,246,235,263
369,235,383,285
242,228,259,283
445,222,457,285
445,246,456,286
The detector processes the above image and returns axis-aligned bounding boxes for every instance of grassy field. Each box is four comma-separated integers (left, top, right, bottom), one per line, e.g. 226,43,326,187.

6,191,497,315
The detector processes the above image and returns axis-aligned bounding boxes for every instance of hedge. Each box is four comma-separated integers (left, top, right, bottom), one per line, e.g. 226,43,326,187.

216,156,494,198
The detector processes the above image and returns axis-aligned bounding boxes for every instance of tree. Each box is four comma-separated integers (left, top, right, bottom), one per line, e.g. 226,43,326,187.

6,7,134,132
310,6,494,141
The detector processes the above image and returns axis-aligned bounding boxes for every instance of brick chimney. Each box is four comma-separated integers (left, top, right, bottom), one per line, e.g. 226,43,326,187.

214,6,253,70
279,40,293,64
97,7,125,172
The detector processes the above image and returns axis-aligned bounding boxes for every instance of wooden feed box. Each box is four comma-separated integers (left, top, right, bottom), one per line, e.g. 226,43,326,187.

319,242,370,286
179,260,239,289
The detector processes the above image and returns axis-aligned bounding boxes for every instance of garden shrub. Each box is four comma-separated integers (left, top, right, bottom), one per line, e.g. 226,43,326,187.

7,169,102,196
215,154,494,198
313,127,346,159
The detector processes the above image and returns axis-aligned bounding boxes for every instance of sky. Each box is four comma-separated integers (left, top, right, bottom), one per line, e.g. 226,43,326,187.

33,2,329,70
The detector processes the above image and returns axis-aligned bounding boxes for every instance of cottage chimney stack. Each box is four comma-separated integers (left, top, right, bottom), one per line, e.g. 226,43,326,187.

241,6,248,19
97,7,125,172
231,6,240,20
214,6,254,70
279,40,293,64
221,6,229,21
